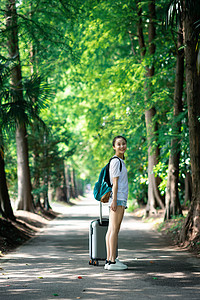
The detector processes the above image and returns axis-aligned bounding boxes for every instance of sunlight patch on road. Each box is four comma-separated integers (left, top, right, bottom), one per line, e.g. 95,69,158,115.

148,272,187,278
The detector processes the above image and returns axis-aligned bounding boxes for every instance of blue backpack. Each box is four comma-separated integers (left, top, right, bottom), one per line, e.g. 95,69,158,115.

93,157,122,203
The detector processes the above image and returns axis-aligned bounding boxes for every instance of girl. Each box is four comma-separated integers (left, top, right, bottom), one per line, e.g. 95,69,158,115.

105,135,128,271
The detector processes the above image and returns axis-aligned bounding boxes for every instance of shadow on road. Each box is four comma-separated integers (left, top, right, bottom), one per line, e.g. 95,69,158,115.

1,197,200,300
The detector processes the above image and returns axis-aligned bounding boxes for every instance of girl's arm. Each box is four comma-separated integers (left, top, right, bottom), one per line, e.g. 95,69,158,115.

110,177,119,212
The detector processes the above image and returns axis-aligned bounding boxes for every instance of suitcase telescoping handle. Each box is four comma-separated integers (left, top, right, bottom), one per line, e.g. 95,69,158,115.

100,202,103,225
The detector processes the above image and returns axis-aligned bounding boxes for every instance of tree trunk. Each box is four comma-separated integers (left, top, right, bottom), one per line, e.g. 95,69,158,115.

138,0,164,215
33,153,42,209
43,133,51,210
29,8,41,208
56,186,67,202
43,174,50,210
0,139,15,220
71,168,77,199
165,24,184,220
16,124,34,211
56,161,68,203
64,162,70,202
5,0,34,211
180,1,200,243
184,171,192,205
136,0,146,58
145,108,165,215
165,153,182,220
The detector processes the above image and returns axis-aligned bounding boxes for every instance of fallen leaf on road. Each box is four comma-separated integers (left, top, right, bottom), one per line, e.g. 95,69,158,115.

38,277,43,279
150,261,154,264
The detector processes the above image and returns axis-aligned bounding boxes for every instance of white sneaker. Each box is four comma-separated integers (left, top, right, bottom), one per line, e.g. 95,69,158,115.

107,261,127,271
115,258,128,269
104,263,109,270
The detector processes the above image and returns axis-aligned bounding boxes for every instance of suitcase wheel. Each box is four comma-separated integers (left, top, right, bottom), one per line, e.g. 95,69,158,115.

94,260,99,266
89,259,99,266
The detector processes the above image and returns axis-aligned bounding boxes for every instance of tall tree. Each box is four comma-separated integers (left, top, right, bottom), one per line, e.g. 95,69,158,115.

137,0,164,215
180,0,200,243
5,0,34,211
165,21,184,220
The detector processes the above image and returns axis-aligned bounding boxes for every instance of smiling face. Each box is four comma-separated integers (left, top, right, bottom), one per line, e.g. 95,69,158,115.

113,137,127,158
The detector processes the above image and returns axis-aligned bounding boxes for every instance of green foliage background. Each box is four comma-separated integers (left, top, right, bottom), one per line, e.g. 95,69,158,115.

0,0,190,206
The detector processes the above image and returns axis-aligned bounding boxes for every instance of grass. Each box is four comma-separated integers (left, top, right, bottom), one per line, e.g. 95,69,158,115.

157,215,186,234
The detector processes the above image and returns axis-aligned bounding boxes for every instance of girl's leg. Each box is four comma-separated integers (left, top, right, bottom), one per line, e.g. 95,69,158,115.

106,206,125,262
106,227,111,262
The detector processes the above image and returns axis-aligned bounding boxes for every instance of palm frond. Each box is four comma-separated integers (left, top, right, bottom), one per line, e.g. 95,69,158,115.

23,74,53,112
0,56,16,90
165,0,200,39
166,0,182,28
0,66,51,130
0,101,29,127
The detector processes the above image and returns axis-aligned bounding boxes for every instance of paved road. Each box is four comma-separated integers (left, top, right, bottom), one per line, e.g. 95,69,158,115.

0,196,200,300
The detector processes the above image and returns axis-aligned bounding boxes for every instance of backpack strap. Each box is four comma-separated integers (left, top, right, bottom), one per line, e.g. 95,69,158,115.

109,156,122,172
104,156,122,188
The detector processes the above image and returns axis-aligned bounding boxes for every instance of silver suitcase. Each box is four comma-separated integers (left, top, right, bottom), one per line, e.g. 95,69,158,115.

89,202,108,266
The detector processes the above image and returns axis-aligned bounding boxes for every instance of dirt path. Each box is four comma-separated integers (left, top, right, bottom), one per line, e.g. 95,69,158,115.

0,196,200,300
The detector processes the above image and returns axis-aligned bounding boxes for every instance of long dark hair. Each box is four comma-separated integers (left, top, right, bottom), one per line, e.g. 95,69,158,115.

112,135,127,160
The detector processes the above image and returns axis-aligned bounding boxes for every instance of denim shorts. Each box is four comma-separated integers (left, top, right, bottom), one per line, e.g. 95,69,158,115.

109,199,127,209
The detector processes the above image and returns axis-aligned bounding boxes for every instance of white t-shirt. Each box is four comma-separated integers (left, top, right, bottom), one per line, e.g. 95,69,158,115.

109,156,128,201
